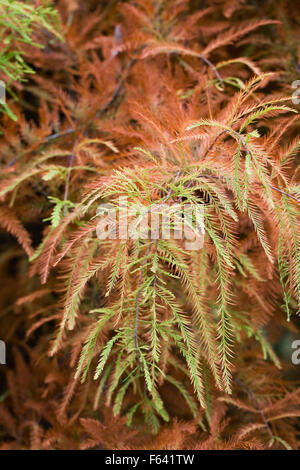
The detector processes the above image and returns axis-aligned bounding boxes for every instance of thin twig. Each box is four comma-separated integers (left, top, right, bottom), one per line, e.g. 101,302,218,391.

2,128,75,170
153,169,182,211
134,170,181,361
268,184,299,202
96,58,137,119
199,54,224,85
203,130,226,159
63,140,78,214
135,244,152,362
234,376,274,439
44,128,74,143
178,55,223,86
